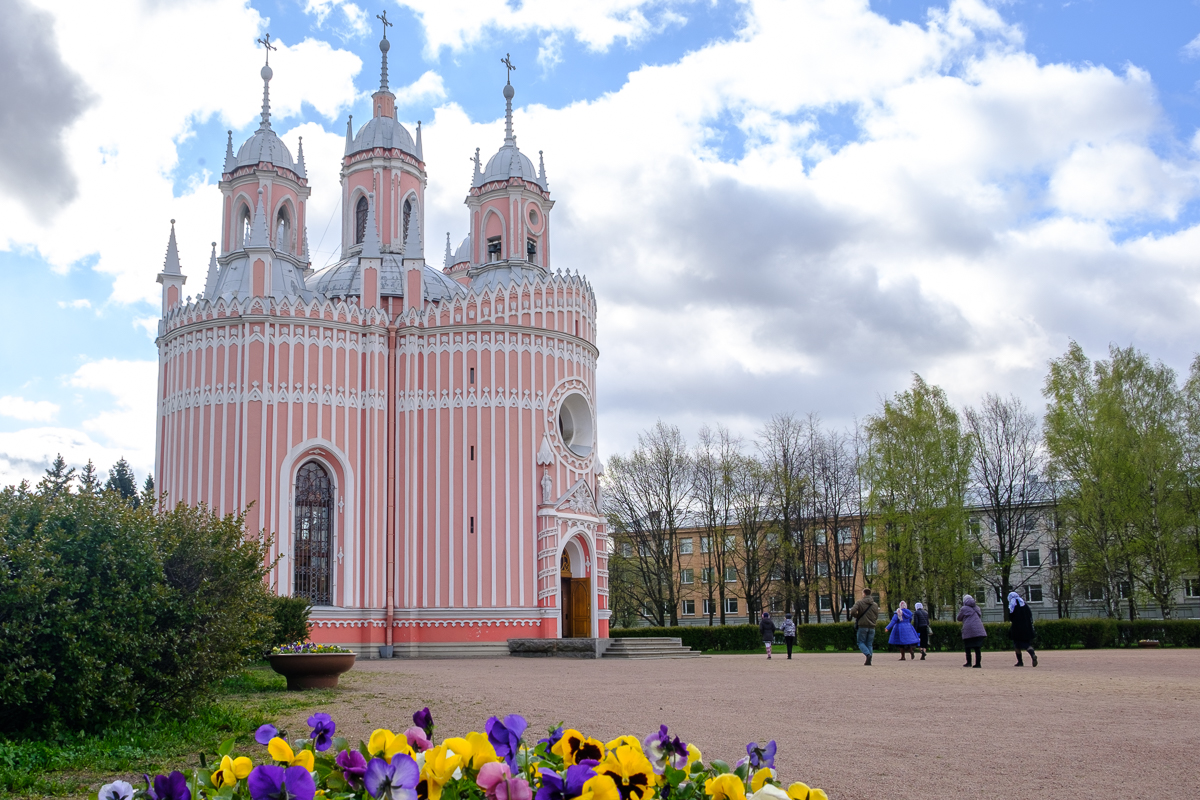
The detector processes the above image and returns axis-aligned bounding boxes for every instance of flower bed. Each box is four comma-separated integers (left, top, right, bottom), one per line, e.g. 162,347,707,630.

268,641,356,690
92,710,829,800
271,642,354,655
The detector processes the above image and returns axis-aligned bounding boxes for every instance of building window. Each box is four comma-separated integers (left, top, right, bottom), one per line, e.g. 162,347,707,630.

487,236,502,262
293,461,333,605
818,595,832,611
681,568,694,585
817,561,829,577
816,531,827,546
975,587,988,606
971,553,985,569
679,537,693,555
1084,583,1105,602
470,445,475,461
724,566,738,583
1049,548,1069,567
1118,581,1132,600
682,599,695,616
276,207,290,253
724,597,739,615
527,238,537,262
842,594,855,610
701,567,713,584
402,198,413,245
470,516,475,534
703,598,716,615
839,559,854,577
864,560,878,577
969,518,981,537
1025,584,1044,603
837,527,853,545
700,536,711,554
620,542,632,558
724,534,736,553
770,596,783,612
355,196,369,244
239,206,252,247
1185,579,1200,598
469,367,475,384
770,565,783,581
1021,549,1041,568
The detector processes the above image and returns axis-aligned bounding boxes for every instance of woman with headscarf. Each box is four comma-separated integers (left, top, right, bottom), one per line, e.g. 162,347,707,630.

884,601,920,660
1008,591,1038,667
913,601,931,660
957,595,987,668
760,611,777,659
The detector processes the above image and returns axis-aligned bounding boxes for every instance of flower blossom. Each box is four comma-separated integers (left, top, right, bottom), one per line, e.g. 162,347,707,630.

248,764,315,800
364,753,420,800
145,771,190,800
413,707,435,739
336,749,368,788
642,725,688,774
98,780,135,800
746,741,776,770
308,713,336,752
535,764,597,800
485,714,528,771
256,724,280,746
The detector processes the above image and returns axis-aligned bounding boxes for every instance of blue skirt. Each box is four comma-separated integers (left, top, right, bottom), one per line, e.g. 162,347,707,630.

888,620,920,646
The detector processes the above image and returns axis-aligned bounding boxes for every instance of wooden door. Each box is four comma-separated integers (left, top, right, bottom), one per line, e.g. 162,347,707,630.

571,579,591,638
561,578,573,637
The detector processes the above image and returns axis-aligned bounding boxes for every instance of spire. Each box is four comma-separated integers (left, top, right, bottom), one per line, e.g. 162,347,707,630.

248,188,270,248
403,200,423,260
500,53,517,144
538,150,549,190
361,192,381,258
472,147,482,184
223,130,235,173
344,115,354,154
415,121,424,161
256,33,277,131
204,241,219,297
162,219,182,275
376,10,393,92
443,232,452,269
295,136,307,178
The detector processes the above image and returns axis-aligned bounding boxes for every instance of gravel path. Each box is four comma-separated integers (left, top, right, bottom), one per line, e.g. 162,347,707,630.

284,648,1200,800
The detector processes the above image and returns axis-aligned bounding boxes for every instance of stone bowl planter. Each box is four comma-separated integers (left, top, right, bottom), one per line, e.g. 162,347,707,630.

1137,640,1161,649
269,652,357,690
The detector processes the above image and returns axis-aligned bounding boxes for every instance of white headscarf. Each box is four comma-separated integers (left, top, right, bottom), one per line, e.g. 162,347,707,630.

914,602,924,611
1007,591,1026,613
899,601,908,610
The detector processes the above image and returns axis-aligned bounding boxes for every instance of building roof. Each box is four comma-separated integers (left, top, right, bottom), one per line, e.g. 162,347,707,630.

307,255,465,302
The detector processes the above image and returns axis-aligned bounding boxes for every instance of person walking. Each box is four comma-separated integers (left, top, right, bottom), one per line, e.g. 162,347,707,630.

782,613,797,659
760,611,777,659
849,588,879,666
885,601,920,660
957,594,987,668
1008,591,1038,667
913,602,931,660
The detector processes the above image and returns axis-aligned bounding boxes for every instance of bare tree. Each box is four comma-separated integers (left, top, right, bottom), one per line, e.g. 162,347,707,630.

693,425,740,624
758,413,812,621
808,421,863,621
730,453,780,624
603,421,693,626
964,394,1046,620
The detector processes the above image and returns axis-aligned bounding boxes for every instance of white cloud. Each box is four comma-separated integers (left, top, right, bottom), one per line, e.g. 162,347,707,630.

67,359,158,469
57,298,91,309
0,395,59,422
1184,31,1200,60
394,71,447,108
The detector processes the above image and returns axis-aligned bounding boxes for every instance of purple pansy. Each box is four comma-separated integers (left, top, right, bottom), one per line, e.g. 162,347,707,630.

746,741,776,770
255,724,280,746
412,707,434,738
364,753,420,800
307,712,336,752
336,748,369,788
538,727,564,750
643,725,688,773
535,763,597,800
144,772,190,800
485,714,528,771
248,765,316,800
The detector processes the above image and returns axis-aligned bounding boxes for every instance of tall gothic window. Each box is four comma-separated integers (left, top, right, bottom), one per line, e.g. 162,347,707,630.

276,207,290,254
402,197,413,246
294,461,333,605
240,207,252,248
355,196,369,244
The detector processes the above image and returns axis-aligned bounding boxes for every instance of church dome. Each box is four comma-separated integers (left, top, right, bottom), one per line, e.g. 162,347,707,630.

478,143,541,188
347,116,417,157
235,129,297,172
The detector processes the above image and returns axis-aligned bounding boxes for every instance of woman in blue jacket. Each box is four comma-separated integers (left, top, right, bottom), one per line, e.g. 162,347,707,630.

885,601,920,660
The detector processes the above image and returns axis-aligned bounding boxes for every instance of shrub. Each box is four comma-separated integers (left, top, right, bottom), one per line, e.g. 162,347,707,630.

608,624,763,651
269,595,313,651
0,486,275,735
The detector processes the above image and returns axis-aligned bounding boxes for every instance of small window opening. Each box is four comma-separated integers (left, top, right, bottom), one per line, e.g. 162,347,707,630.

355,196,369,244
526,238,537,262
276,208,290,254
402,198,413,245
575,320,579,336
470,445,475,461
469,367,475,384
487,236,502,262
470,516,475,534
240,208,252,247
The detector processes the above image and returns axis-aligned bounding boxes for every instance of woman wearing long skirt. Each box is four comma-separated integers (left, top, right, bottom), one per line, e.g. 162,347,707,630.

913,602,931,660
885,601,920,660
957,595,987,668
1008,591,1038,667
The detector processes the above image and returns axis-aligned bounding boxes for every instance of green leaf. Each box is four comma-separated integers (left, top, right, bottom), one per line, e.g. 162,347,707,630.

710,760,730,775
218,737,236,757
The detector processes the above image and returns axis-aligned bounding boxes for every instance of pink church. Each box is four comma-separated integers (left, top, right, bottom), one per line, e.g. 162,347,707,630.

154,30,607,657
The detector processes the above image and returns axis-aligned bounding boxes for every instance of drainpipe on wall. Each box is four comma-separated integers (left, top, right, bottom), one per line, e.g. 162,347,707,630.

381,320,398,658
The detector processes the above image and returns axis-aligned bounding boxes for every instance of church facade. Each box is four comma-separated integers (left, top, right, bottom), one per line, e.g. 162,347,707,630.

153,30,607,657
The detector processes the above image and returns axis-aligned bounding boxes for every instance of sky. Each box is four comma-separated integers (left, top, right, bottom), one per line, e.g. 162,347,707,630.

4,0,1200,486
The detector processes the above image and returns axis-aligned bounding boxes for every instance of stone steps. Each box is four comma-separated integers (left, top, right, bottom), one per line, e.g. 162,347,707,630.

601,637,702,659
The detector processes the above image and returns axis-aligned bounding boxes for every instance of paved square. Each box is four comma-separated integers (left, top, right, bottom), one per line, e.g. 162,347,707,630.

291,649,1200,800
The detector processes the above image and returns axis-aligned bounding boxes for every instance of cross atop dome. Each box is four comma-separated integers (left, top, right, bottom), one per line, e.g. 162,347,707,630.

501,53,516,143
256,33,277,130
376,10,392,92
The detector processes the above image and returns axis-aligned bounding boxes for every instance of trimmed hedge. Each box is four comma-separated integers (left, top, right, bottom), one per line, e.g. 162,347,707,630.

612,618,1200,653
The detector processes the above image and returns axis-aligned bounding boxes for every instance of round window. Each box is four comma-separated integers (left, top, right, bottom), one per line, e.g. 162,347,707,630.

528,207,539,226
557,392,594,457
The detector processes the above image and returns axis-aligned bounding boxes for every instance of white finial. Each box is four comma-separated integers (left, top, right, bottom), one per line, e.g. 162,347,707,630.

444,232,452,269
538,150,549,190
256,33,277,131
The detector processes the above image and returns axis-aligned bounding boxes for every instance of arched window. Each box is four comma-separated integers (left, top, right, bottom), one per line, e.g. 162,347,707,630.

240,206,252,248
294,461,333,605
276,207,290,254
355,196,369,244
402,197,413,245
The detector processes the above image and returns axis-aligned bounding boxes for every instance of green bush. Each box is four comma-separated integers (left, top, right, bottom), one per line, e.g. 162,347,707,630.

608,624,763,651
269,595,313,650
0,486,275,735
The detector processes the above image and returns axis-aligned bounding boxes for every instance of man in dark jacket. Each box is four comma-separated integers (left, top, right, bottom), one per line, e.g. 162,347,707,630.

1008,591,1038,667
848,588,879,666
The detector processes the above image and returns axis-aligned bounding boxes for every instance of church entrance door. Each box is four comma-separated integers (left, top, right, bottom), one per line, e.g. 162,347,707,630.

560,546,591,638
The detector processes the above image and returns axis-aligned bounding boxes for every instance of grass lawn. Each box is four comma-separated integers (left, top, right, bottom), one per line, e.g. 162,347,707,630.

0,665,332,799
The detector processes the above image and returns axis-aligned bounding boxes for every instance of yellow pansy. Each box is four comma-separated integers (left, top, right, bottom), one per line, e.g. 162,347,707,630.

369,729,415,760
807,791,827,800
785,783,809,800
704,774,746,800
443,731,499,771
212,755,252,788
552,730,606,767
595,745,657,800
605,736,643,753
579,775,621,800
420,743,464,800
685,744,702,769
750,769,775,793
267,737,315,771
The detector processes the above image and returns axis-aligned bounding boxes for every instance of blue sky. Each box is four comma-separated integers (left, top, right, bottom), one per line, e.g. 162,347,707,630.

5,0,1200,485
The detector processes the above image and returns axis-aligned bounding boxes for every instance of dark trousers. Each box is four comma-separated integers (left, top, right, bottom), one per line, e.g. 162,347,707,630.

785,636,795,658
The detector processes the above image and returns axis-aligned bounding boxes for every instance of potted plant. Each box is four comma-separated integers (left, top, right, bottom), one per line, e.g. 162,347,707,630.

1137,639,1161,649
268,641,357,690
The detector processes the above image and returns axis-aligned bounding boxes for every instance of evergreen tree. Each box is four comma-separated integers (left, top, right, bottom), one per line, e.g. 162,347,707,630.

38,454,76,498
79,460,100,494
140,474,156,510
106,458,140,508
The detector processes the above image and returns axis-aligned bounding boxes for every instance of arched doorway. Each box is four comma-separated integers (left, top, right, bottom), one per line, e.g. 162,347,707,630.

294,461,333,605
560,536,591,638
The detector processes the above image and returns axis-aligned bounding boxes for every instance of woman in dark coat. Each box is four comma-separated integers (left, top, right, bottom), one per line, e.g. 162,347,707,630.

957,595,987,668
760,612,777,660
1008,591,1038,667
913,602,931,660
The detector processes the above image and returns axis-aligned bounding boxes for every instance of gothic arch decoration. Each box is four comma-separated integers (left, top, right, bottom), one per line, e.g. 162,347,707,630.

236,200,253,248
355,195,369,244
294,460,333,605
275,201,293,254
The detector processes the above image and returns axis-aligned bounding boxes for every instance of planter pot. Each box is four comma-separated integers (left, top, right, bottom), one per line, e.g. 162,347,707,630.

269,652,357,690
1137,641,1161,649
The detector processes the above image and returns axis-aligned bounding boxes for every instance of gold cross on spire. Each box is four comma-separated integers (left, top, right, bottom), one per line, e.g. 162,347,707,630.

377,9,392,38
501,53,516,84
257,32,277,64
